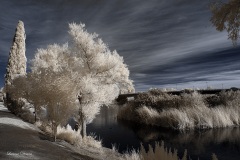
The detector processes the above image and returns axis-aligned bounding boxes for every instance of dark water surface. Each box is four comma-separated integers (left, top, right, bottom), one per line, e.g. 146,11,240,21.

87,106,240,160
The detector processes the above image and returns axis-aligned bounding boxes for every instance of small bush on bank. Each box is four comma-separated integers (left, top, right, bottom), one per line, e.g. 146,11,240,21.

6,96,24,115
56,125,102,149
5,96,35,123
57,124,81,144
219,90,240,107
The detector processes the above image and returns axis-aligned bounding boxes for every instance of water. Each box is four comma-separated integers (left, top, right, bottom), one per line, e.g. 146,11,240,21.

87,105,240,160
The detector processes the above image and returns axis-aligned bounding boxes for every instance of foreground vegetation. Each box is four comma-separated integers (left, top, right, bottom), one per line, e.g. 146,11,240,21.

0,91,218,160
118,89,240,130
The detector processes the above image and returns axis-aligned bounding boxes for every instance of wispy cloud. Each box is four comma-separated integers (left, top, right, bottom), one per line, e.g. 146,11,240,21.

0,0,238,90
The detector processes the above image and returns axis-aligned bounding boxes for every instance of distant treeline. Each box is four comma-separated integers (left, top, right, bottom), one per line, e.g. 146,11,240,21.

117,88,240,103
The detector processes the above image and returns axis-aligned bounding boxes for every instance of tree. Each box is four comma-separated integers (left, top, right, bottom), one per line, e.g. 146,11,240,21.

39,70,78,142
31,23,134,138
5,20,27,86
5,75,27,115
210,0,240,45
8,72,47,122
9,69,78,141
4,20,27,107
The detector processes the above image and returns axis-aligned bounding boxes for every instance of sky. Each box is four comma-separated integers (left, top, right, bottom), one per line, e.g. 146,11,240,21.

0,0,239,91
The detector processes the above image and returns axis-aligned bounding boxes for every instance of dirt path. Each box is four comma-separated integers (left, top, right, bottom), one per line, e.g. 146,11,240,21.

0,102,94,160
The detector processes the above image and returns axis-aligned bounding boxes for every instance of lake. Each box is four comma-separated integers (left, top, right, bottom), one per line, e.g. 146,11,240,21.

87,105,240,160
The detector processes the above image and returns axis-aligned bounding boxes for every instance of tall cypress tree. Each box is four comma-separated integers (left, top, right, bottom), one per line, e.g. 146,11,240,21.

5,20,27,87
4,20,26,107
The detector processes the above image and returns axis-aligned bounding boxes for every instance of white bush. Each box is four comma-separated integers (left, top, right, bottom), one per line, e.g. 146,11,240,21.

56,125,102,149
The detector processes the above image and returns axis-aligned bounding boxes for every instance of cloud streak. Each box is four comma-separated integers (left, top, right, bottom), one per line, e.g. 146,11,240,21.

0,0,238,91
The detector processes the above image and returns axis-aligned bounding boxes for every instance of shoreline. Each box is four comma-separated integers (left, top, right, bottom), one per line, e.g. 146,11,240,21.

0,101,123,160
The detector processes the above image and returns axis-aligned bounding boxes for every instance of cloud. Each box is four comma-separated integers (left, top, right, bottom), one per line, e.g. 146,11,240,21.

133,46,240,91
0,0,238,91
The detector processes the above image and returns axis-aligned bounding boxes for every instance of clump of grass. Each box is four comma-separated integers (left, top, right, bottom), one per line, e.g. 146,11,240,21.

81,133,102,149
56,125,102,149
124,141,216,160
124,150,141,160
159,105,240,129
138,142,180,160
56,124,81,144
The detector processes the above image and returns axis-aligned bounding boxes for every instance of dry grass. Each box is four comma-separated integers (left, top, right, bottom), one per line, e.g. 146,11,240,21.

35,120,53,134
124,150,141,160
118,90,240,130
123,141,217,160
138,142,180,160
159,105,240,129
57,125,81,144
80,133,102,149
56,125,102,149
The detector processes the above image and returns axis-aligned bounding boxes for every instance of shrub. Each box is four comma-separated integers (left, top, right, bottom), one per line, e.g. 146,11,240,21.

56,125,102,149
132,90,181,112
57,124,81,144
219,90,240,107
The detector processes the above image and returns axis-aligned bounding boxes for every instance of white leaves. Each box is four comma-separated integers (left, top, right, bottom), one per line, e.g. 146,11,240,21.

31,43,71,73
31,22,134,124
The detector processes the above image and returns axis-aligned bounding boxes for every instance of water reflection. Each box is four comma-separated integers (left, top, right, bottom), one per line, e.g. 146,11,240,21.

88,105,240,160
119,119,240,154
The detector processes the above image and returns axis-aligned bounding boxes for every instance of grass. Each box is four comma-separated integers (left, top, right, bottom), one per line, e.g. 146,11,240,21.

118,89,240,130
124,141,218,160
35,122,103,149
56,124,81,144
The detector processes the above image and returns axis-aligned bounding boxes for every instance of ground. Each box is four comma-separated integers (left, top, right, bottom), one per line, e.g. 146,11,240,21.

0,102,95,160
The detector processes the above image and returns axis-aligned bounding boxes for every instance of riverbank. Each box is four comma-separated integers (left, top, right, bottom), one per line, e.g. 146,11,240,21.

0,102,123,160
118,89,240,129
0,100,219,160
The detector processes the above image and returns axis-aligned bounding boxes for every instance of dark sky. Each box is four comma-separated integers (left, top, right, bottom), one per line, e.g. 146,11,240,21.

0,0,239,91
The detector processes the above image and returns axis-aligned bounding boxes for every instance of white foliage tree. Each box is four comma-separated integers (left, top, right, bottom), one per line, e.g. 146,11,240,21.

31,23,134,137
8,72,49,122
9,69,78,141
5,20,27,86
39,70,78,142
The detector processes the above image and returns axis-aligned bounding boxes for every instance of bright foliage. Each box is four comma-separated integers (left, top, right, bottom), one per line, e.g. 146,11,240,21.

31,23,134,126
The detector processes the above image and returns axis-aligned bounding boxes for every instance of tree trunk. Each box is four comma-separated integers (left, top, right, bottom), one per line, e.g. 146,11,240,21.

78,110,86,138
52,122,57,142
34,105,37,122
81,119,86,138
5,92,10,107
53,124,57,142
52,122,54,141
78,95,87,138
54,132,57,142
